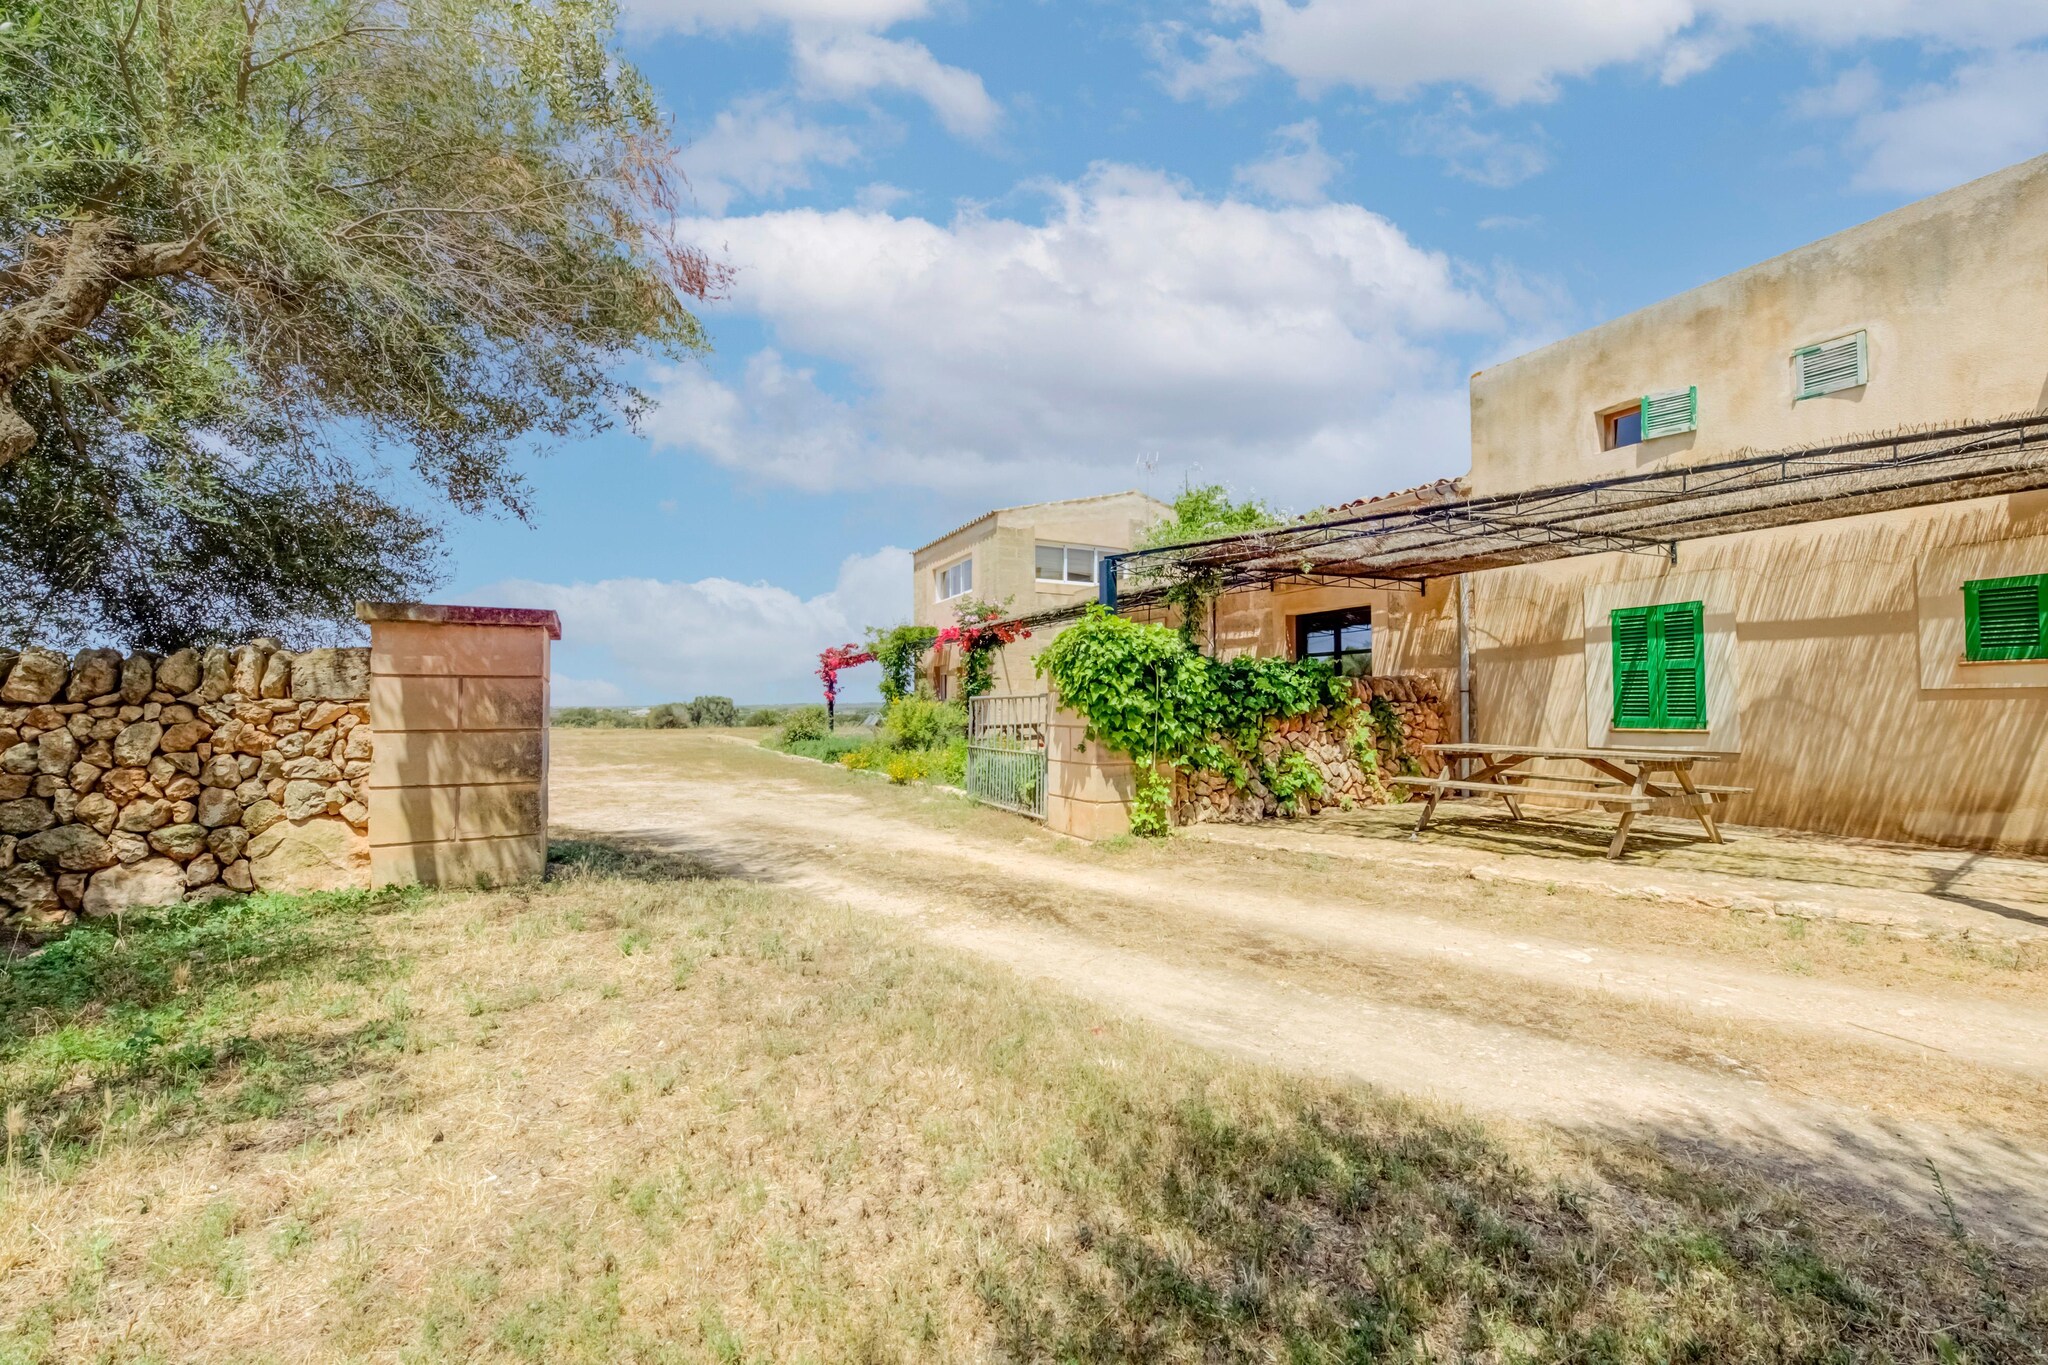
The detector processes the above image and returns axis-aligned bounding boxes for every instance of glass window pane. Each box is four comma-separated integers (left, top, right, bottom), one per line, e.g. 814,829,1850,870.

1067,548,1095,583
1611,407,1643,448
1035,544,1064,580
1339,624,1372,653
1305,629,1335,656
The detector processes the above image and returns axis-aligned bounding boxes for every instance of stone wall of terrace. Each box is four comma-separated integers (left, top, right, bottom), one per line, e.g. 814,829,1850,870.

1176,675,1452,825
0,641,373,928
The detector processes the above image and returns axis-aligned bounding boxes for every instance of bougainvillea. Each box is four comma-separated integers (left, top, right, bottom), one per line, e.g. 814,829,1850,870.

817,643,874,727
933,600,1031,700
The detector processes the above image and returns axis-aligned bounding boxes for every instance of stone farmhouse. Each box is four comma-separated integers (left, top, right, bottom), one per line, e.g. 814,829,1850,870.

936,151,2048,852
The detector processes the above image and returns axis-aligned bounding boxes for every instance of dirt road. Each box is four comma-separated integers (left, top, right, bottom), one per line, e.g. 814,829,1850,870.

550,729,2048,1244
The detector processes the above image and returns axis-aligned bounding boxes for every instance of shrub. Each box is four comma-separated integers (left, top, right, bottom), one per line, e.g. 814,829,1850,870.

883,696,967,751
688,695,739,727
839,743,887,771
744,707,785,728
884,752,927,784
932,737,968,785
779,707,829,745
646,702,691,729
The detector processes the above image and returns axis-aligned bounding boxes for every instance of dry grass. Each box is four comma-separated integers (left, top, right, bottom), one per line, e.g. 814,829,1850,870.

2,842,2043,1362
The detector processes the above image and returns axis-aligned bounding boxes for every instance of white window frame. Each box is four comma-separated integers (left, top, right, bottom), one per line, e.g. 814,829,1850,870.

1035,542,1109,586
935,557,973,601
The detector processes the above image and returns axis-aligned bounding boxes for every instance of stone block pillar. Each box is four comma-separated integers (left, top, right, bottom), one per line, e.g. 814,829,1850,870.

1044,703,1139,841
357,603,559,887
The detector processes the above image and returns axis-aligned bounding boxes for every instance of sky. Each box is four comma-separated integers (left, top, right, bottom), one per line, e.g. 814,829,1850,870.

449,0,2048,706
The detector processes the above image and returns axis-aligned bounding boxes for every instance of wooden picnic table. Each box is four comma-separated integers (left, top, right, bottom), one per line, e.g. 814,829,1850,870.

1389,742,1748,859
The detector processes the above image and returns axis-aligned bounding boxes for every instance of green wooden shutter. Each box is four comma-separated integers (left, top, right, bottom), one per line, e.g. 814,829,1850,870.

1612,601,1707,729
1965,575,2048,661
1640,387,1698,439
1611,607,1655,727
1655,601,1706,728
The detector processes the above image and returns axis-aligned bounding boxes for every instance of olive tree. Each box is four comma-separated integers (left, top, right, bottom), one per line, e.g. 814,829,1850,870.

0,0,721,647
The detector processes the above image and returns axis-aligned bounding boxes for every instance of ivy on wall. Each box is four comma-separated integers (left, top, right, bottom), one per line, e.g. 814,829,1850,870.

1034,605,1359,831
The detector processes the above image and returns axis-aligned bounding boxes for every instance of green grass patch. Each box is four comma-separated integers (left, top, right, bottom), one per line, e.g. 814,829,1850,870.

0,887,419,1172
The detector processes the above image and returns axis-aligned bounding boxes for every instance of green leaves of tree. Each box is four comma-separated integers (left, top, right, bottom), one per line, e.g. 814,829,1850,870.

0,0,719,646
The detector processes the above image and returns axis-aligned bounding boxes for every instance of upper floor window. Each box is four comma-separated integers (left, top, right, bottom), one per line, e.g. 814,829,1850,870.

1036,543,1106,586
1295,607,1372,677
1793,331,1868,400
1604,404,1643,450
936,557,973,600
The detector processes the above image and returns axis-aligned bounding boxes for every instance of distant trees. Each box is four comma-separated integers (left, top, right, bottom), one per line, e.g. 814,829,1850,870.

552,696,748,729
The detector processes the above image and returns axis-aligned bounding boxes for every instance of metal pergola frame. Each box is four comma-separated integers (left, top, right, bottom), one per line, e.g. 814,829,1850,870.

1005,412,2048,629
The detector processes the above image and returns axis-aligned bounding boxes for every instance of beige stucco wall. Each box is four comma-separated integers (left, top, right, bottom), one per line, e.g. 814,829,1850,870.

1406,154,2048,850
1467,154,2048,498
1389,494,2048,849
365,611,553,887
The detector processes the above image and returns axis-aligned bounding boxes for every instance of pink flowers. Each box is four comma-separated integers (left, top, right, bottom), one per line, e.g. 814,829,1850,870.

816,644,874,705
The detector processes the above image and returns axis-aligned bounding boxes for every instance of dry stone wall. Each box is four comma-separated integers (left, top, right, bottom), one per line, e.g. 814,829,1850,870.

1177,675,1452,824
0,641,373,929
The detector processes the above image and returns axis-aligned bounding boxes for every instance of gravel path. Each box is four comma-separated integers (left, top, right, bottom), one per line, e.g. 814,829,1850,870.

550,729,2048,1245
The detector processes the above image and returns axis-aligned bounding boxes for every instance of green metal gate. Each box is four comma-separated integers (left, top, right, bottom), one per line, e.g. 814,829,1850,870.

966,692,1048,819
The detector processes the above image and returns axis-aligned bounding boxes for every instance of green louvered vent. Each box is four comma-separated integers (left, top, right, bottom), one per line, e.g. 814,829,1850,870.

1640,386,1698,439
1965,575,2048,661
1611,600,1706,729
1794,332,1867,399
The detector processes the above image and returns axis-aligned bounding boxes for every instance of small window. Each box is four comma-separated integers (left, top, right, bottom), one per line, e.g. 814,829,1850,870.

936,557,972,600
1605,404,1643,450
1035,543,1104,585
1640,386,1698,439
1611,600,1706,729
1964,574,2048,661
1794,331,1867,400
1295,607,1372,677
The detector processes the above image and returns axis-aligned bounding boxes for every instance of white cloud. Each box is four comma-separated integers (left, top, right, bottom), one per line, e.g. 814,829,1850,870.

856,181,912,211
1232,119,1341,204
1833,49,2048,194
1403,97,1549,186
682,97,862,215
792,30,1000,139
485,547,914,705
622,0,930,33
650,164,1516,507
1160,0,2048,105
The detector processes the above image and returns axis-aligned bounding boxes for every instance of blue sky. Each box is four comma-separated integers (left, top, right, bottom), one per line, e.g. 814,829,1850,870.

451,0,2048,705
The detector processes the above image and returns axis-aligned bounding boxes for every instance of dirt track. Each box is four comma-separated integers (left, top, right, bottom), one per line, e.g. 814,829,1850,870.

550,728,2048,1245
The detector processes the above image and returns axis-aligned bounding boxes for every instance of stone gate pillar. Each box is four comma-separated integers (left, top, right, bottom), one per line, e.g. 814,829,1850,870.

356,602,559,887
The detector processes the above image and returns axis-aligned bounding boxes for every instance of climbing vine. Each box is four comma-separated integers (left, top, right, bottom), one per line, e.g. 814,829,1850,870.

865,624,939,704
1034,605,1354,832
816,643,873,728
1131,483,1283,650
935,598,1029,700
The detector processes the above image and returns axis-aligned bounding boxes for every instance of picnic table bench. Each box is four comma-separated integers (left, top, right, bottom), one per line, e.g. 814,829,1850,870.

1388,742,1749,859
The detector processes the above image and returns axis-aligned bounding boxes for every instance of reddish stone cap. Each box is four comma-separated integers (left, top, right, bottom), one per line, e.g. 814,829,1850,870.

354,601,562,640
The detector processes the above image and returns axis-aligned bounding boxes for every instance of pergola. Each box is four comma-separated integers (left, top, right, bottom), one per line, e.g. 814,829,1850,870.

1009,412,2048,628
